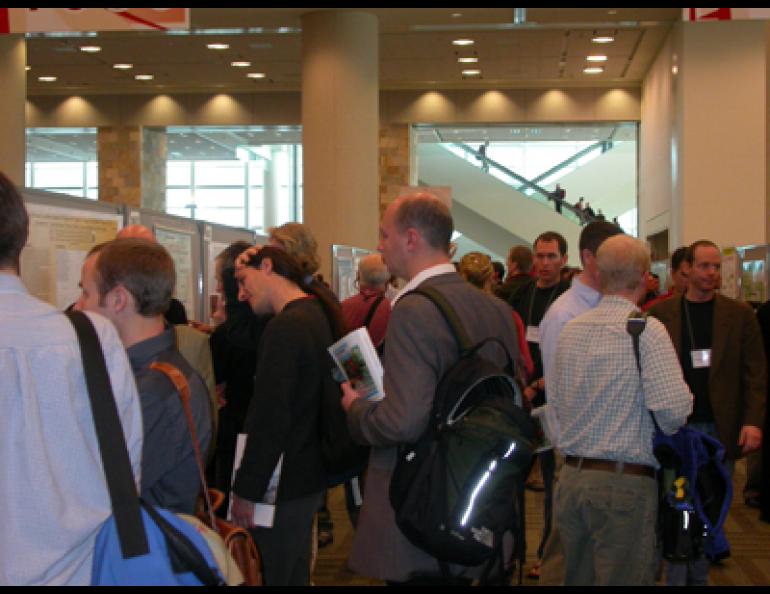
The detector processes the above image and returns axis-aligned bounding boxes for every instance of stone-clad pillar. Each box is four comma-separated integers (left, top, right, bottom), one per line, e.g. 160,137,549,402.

98,125,166,210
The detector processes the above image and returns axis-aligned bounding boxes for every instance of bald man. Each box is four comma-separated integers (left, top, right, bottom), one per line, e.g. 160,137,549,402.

116,224,188,325
117,224,156,242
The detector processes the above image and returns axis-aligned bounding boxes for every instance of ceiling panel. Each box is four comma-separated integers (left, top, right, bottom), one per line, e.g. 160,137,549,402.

25,7,680,95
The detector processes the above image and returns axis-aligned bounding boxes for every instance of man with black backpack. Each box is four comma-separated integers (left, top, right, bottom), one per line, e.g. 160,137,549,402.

341,192,527,585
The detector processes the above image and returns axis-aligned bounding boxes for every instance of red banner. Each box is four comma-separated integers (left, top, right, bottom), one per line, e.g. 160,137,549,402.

1,8,189,33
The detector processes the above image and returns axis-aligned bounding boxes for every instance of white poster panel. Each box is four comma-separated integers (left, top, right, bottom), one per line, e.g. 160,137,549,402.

155,227,196,318
21,203,122,309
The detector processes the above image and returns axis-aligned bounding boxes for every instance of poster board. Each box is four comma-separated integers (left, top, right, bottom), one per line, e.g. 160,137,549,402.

201,221,262,324
128,208,203,322
720,247,741,300
20,189,124,309
332,244,375,302
737,245,769,305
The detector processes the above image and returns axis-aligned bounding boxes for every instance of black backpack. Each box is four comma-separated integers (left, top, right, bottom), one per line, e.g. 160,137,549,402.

388,287,535,584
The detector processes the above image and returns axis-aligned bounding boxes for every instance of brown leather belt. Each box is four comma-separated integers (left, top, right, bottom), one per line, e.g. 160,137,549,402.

565,456,655,478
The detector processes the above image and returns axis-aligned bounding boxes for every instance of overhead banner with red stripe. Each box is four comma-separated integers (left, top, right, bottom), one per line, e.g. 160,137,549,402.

0,8,189,34
684,8,770,21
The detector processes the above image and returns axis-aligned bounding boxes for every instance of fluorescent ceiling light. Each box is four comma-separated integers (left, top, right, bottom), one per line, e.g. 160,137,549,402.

586,55,608,62
592,35,615,44
462,69,481,76
207,43,229,50
135,74,154,81
79,45,102,53
113,63,133,70
458,57,478,63
583,67,604,74
38,76,57,82
452,38,475,46
231,61,251,67
247,72,266,79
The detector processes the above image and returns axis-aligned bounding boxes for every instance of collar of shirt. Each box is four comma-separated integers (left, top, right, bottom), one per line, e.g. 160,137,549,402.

359,287,386,301
391,263,456,307
127,325,176,372
571,273,602,309
0,273,26,294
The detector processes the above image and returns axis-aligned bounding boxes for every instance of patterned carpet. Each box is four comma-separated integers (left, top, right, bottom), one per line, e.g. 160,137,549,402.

312,458,770,586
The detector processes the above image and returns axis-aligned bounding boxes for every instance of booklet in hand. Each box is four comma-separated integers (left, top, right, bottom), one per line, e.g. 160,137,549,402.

328,327,385,401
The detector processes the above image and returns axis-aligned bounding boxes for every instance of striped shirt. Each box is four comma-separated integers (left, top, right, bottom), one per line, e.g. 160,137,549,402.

550,295,692,467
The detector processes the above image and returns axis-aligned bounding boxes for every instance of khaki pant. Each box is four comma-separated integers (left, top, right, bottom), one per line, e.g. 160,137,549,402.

555,464,658,586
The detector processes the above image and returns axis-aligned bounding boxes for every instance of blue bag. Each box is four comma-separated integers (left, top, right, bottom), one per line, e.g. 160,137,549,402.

66,311,224,586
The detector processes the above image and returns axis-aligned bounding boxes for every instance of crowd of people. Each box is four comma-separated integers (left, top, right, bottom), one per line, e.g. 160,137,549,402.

1,169,768,586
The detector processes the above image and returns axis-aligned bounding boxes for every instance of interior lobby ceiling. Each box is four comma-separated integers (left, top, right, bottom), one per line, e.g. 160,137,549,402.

24,7,682,96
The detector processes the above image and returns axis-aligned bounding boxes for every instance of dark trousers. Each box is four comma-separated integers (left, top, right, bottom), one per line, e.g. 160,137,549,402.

248,491,323,586
538,449,556,559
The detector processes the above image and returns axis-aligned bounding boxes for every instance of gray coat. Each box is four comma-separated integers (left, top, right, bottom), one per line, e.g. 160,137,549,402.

346,272,521,582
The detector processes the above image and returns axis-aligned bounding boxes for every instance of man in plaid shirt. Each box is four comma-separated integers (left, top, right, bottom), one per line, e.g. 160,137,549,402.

549,234,692,586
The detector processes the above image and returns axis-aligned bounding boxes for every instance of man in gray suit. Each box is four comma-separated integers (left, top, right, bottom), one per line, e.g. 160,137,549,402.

341,192,522,585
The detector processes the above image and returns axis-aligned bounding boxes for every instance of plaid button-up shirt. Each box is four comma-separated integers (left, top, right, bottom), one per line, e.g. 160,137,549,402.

550,295,692,467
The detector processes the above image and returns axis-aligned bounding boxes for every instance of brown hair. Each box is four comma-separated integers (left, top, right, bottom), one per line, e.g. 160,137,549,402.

459,252,493,291
0,172,29,271
268,222,321,275
246,246,346,340
685,240,720,264
534,231,568,257
95,238,175,317
508,245,533,274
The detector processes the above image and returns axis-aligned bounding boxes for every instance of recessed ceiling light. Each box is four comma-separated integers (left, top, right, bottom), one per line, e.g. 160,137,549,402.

592,35,615,44
462,69,481,76
451,13,463,18
453,38,475,46
38,76,57,82
583,67,604,74
25,66,31,71
113,63,133,70
207,43,229,50
608,10,618,15
79,45,101,53
135,74,154,81
231,61,251,67
458,57,479,64
247,72,266,79
587,55,608,62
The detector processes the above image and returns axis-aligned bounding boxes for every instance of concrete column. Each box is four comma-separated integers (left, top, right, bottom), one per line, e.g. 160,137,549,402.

301,10,379,282
641,21,770,250
0,35,26,185
263,150,279,230
97,125,166,210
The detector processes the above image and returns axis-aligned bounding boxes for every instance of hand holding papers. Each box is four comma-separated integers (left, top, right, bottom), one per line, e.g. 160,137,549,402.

328,327,385,402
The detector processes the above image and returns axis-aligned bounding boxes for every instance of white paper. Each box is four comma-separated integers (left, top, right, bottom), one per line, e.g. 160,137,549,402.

228,433,283,528
328,327,385,401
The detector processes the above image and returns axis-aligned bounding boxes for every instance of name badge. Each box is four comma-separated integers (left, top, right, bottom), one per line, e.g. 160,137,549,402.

526,325,540,344
691,349,712,369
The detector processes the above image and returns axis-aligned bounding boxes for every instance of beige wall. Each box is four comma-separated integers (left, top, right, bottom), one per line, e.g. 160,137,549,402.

26,87,641,128
0,36,26,184
641,21,770,254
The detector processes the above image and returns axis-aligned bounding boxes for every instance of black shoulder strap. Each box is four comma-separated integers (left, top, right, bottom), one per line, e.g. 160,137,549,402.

65,311,149,559
363,292,386,331
408,286,473,352
626,311,662,433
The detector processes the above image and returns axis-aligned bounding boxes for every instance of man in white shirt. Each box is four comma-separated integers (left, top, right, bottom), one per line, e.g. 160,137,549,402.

0,172,143,586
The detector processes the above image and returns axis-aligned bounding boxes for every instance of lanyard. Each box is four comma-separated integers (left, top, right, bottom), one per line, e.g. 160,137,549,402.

527,283,559,327
682,295,713,350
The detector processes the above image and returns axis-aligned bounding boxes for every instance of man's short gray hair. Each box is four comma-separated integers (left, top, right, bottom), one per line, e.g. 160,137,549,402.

358,254,390,288
597,235,651,293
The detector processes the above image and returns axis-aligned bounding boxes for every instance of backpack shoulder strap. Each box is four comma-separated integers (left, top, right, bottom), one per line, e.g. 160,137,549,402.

407,286,473,353
65,310,149,559
149,361,216,528
626,311,662,433
363,292,386,331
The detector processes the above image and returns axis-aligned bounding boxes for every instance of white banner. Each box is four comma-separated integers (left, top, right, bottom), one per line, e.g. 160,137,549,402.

1,8,189,33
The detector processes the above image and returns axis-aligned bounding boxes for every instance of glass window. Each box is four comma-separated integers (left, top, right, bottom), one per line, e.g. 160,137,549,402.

26,128,98,199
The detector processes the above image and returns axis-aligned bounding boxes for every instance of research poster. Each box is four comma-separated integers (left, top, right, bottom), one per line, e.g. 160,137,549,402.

208,240,230,322
21,204,121,309
155,227,196,317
